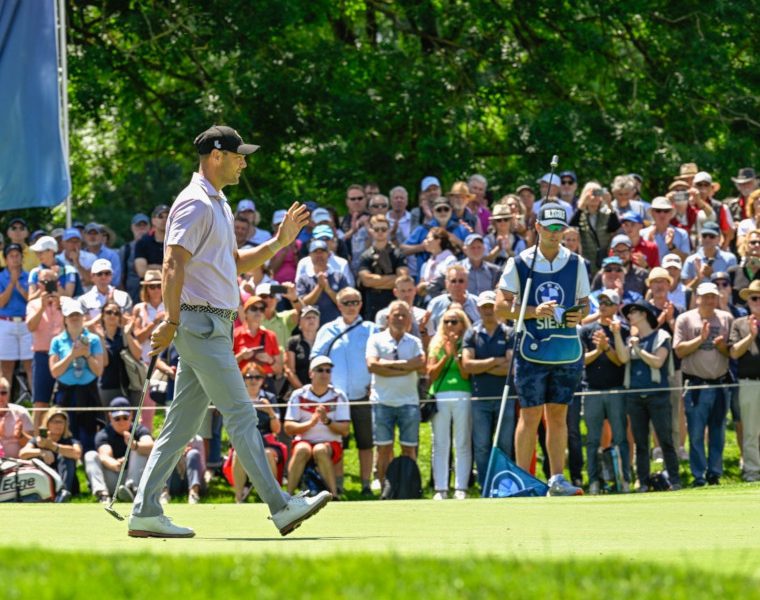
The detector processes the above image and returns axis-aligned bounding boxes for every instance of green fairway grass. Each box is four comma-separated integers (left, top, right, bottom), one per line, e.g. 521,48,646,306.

2,485,760,598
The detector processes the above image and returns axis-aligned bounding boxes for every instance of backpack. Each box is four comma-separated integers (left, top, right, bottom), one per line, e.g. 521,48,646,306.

0,457,62,502
380,456,422,500
301,462,328,495
599,445,624,493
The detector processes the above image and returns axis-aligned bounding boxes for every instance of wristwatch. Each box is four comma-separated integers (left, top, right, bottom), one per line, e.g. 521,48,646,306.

323,417,333,426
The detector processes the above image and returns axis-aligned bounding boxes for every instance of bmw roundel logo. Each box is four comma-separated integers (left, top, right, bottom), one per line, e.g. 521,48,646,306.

535,281,564,306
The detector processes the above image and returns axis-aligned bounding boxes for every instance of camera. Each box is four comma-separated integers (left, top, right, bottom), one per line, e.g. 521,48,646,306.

43,280,57,294
673,191,688,202
592,189,604,197
269,284,288,295
39,427,48,439
706,258,715,267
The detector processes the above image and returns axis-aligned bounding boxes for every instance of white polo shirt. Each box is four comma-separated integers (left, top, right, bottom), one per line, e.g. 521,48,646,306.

366,329,424,407
165,173,240,310
498,245,590,303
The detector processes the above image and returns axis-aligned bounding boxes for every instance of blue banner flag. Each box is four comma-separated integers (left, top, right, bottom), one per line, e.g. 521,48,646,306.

0,0,70,211
481,447,549,498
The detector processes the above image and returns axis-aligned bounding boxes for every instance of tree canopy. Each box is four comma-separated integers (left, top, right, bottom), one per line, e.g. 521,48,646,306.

63,0,760,239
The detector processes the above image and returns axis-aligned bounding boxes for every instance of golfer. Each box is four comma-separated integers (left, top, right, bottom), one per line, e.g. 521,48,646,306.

128,125,331,538
494,203,589,496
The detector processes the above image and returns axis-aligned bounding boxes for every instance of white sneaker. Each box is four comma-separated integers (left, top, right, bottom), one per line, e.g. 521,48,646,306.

270,490,332,536
652,447,663,463
433,491,448,500
370,478,382,492
188,489,200,505
678,446,689,461
588,482,600,495
159,489,171,505
128,514,195,538
453,490,467,500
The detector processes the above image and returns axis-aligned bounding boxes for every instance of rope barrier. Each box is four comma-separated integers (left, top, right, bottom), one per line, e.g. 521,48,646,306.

10,380,749,412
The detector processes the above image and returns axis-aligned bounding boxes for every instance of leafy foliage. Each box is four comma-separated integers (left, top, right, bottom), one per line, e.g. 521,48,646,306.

63,0,760,241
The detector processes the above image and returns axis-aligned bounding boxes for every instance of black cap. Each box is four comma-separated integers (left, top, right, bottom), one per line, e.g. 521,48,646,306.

7,217,27,228
72,220,85,229
152,205,170,218
537,202,568,227
621,299,659,329
194,125,260,156
3,243,23,258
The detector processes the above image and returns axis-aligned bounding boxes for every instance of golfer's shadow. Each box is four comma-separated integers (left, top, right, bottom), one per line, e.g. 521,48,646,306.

200,535,383,542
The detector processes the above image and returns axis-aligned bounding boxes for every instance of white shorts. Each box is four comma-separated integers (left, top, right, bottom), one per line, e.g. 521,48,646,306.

0,318,33,361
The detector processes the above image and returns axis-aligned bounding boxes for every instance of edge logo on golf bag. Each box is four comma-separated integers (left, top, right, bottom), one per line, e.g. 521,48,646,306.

0,457,62,503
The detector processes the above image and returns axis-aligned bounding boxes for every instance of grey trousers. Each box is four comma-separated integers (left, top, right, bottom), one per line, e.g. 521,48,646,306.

132,310,290,518
84,449,148,496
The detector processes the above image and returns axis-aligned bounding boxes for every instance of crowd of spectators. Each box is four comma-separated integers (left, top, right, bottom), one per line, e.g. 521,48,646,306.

1,163,759,503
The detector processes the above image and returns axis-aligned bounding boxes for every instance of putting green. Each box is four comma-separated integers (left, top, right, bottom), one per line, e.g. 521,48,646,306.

3,485,759,578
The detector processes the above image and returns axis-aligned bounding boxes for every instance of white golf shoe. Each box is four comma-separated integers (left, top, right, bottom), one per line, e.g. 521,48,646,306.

128,514,195,538
270,490,332,536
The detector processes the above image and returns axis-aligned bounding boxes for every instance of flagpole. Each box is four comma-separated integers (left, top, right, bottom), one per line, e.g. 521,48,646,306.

56,0,71,228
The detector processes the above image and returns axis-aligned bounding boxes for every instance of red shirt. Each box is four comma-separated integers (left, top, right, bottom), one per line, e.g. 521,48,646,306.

232,325,280,373
632,238,660,268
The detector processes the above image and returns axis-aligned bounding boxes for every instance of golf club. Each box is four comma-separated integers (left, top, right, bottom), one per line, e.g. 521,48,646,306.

104,354,158,521
482,154,559,496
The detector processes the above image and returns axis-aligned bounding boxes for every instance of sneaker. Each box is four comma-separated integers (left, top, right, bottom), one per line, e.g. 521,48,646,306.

692,478,706,488
97,492,111,504
128,514,195,538
270,490,332,536
188,489,201,505
370,478,382,492
159,489,171,506
453,490,467,500
548,475,583,496
743,472,760,483
588,482,600,496
621,481,630,493
652,447,663,463
670,483,682,491
678,446,689,461
116,484,135,503
706,474,720,486
636,484,649,493
360,486,374,499
432,491,448,500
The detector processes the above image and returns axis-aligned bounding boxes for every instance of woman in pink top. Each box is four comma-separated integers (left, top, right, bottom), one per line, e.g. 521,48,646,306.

25,268,64,429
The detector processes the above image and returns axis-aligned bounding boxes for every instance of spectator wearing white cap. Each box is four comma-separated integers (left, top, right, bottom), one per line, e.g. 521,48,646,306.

236,199,273,246
410,176,441,230
0,243,33,388
79,259,133,324
641,197,691,263
83,223,122,287
284,355,351,497
674,282,734,486
49,299,104,452
27,236,78,300
269,209,302,284
692,172,734,247
57,227,97,288
296,240,350,325
533,173,574,222
681,221,738,290
661,253,690,310
458,233,500,296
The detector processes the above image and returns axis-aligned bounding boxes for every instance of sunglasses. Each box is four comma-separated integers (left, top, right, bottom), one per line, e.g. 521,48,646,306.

695,182,712,187
701,233,718,238
244,374,265,381
715,280,730,288
443,319,460,325
112,415,130,422
747,240,760,246
448,279,466,284
314,367,332,373
652,208,671,213
434,206,451,212
247,305,266,313
341,300,361,307
103,309,121,316
370,204,388,210
372,227,389,233
491,218,511,223
0,390,8,395
560,179,575,185
543,224,565,232
348,196,365,202
94,271,112,277
147,284,161,290
10,225,26,231
604,267,624,273
599,300,616,307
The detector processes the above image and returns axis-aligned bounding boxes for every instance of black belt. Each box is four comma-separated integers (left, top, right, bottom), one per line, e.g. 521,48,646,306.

684,375,730,386
180,303,237,322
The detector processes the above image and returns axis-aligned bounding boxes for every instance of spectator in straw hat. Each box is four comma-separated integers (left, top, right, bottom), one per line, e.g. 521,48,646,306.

729,280,760,481
736,189,760,249
485,202,527,267
641,196,691,263
446,181,479,233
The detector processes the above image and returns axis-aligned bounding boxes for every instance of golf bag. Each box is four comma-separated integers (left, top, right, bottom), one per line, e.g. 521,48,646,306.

0,457,62,502
380,456,422,500
599,445,624,493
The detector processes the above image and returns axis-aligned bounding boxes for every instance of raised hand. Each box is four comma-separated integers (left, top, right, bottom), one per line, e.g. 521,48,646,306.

700,320,710,342
276,202,311,247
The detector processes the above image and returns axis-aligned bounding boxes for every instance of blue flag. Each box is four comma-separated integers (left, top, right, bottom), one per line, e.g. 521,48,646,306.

481,447,549,498
0,0,70,211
